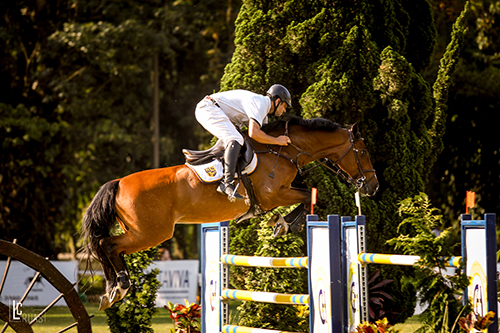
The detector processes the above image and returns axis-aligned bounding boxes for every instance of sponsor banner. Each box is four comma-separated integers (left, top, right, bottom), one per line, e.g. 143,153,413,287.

150,260,199,307
0,260,77,306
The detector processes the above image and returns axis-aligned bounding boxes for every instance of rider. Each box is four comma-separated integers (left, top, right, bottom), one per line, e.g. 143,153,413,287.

195,84,292,202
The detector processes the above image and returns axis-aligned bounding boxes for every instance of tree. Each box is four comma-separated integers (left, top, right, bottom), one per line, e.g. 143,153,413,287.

221,0,468,324
105,247,160,333
426,0,500,227
0,0,240,258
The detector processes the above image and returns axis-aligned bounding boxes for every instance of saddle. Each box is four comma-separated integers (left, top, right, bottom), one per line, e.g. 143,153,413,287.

183,138,256,177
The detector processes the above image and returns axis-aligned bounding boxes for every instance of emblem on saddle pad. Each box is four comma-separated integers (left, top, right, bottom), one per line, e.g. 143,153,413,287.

204,166,217,178
186,154,258,183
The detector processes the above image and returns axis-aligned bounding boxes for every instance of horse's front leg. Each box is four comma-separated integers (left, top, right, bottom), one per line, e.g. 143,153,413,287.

266,187,311,237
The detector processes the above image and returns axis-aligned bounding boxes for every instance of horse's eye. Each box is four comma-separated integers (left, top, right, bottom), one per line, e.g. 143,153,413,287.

360,150,368,157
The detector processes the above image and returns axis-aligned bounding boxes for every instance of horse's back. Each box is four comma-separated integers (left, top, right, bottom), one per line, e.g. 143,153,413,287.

114,165,192,229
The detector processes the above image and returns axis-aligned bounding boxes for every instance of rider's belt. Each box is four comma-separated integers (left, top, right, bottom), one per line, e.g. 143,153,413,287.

206,95,220,108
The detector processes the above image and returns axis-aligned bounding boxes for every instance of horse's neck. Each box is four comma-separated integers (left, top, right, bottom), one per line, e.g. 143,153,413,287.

289,127,349,165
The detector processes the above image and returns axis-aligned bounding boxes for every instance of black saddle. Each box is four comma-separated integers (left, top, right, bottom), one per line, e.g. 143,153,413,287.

183,138,255,170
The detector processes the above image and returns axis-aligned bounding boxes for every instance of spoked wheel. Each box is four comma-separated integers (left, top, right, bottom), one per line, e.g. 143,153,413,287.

0,240,92,333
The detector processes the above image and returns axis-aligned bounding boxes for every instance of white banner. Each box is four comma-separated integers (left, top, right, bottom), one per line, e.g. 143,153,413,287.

0,260,78,306
151,260,199,307
0,259,200,308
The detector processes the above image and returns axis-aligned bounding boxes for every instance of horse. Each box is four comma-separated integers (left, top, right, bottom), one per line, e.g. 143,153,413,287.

81,116,379,310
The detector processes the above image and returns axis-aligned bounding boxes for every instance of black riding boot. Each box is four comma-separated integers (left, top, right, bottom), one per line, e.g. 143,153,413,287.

217,140,244,202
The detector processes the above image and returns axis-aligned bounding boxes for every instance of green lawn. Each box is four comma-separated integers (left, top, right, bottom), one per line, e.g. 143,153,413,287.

2,302,421,333
1,303,174,333
393,315,422,333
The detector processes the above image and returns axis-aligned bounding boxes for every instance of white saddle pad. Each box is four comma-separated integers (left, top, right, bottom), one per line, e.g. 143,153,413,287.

186,153,258,183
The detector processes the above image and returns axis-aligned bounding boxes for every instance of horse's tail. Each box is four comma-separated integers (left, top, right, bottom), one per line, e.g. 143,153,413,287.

81,180,120,279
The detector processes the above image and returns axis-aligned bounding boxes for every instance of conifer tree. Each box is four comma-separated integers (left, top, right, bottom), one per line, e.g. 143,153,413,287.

221,0,469,325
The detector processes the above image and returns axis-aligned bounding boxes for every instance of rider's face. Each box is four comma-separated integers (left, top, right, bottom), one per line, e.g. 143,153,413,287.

275,101,288,117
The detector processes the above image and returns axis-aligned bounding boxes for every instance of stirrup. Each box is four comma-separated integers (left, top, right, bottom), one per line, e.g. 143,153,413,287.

217,182,243,202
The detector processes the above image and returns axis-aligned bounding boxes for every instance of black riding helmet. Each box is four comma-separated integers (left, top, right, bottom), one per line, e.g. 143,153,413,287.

266,84,292,108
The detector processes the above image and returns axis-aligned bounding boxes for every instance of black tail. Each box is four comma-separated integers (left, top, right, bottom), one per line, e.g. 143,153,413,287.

81,180,120,283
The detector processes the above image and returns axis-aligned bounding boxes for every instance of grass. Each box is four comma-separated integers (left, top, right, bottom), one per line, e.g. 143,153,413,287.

394,315,422,333
1,303,174,333
1,301,421,333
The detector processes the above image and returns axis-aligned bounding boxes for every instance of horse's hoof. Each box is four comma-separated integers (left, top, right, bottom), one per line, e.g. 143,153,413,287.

110,285,129,304
99,294,112,311
267,213,284,227
272,221,289,238
117,286,130,301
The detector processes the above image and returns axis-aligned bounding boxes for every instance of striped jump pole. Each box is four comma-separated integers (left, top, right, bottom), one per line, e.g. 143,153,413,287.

357,253,462,267
221,255,308,268
222,325,300,333
222,289,309,305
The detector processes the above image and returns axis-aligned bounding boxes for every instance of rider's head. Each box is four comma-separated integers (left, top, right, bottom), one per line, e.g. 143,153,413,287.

266,84,292,113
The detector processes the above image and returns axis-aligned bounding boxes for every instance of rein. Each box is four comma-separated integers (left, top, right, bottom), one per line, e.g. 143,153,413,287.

257,121,376,191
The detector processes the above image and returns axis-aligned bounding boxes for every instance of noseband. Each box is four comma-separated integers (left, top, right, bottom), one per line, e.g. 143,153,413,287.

260,121,376,191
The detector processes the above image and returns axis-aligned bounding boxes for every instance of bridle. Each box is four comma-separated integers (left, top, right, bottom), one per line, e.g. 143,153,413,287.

258,121,376,191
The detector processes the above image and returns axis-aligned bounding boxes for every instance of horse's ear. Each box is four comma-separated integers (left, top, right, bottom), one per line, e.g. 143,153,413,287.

350,123,358,134
350,123,363,139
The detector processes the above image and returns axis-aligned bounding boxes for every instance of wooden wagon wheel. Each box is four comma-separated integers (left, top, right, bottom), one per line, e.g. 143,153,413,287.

0,240,92,333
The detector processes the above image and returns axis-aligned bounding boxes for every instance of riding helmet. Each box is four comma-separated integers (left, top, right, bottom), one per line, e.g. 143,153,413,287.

266,84,292,107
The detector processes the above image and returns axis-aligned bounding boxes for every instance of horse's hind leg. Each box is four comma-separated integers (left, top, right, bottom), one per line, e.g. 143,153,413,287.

98,251,118,295
98,236,131,310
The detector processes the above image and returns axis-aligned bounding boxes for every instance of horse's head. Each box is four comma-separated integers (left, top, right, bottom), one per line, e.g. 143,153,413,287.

262,116,379,196
331,124,379,196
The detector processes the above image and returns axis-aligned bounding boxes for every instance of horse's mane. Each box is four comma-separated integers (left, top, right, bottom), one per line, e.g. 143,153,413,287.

262,114,341,134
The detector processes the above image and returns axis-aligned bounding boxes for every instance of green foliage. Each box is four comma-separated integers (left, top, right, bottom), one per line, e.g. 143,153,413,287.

367,269,400,322
427,0,500,227
228,206,309,332
388,193,470,333
0,103,69,255
105,247,161,333
430,1,469,166
165,301,201,333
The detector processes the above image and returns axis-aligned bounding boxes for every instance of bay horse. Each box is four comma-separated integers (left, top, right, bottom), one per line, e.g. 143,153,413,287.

81,116,378,310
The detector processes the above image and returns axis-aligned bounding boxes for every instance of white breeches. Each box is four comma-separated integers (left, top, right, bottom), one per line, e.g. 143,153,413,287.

195,96,244,147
